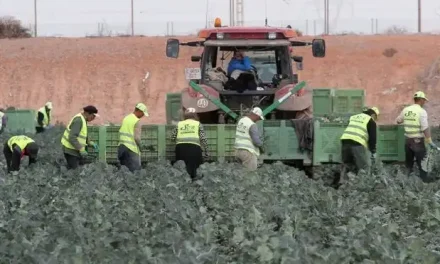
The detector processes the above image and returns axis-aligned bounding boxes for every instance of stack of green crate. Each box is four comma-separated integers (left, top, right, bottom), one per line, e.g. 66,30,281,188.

5,109,37,134
312,88,365,117
333,90,365,115
312,89,334,116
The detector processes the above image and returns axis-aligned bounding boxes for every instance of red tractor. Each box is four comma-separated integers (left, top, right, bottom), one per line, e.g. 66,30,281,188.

165,18,326,124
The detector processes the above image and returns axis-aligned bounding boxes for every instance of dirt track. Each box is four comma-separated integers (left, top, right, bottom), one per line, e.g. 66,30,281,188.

0,35,439,125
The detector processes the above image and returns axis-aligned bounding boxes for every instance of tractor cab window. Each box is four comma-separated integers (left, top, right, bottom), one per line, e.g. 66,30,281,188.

219,47,291,86
247,51,278,84
201,45,293,90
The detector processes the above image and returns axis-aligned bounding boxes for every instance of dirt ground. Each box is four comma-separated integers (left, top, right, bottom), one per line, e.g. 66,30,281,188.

0,34,439,125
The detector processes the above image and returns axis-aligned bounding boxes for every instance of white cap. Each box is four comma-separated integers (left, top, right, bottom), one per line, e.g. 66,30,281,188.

45,101,53,109
251,107,264,120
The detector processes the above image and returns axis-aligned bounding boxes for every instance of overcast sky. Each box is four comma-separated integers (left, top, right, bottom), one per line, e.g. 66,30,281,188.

0,0,439,36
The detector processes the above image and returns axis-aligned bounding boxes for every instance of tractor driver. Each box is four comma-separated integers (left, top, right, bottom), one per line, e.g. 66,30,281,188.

227,50,258,92
227,50,252,76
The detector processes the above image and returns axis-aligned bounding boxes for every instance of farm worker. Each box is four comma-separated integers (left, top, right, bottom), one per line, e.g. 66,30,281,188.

0,108,6,134
117,103,150,172
395,91,439,182
61,105,99,170
3,135,39,172
234,107,265,171
171,108,209,180
227,50,252,76
339,107,379,181
35,101,53,133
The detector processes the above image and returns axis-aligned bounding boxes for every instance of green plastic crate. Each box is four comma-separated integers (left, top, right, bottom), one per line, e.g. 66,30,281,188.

312,120,346,165
164,124,237,162
313,120,405,165
333,89,365,115
5,109,37,134
101,125,163,163
312,89,334,116
84,126,100,163
166,93,182,124
165,125,177,161
260,120,310,162
377,125,405,162
105,126,120,163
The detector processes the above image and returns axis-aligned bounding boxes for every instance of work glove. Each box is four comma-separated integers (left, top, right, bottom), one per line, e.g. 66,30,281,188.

89,142,98,150
203,152,209,160
371,153,377,160
45,124,54,129
79,150,88,158
429,142,440,151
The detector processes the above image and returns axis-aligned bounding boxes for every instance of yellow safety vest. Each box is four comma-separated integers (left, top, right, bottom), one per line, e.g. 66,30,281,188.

119,113,141,154
8,135,34,151
36,107,51,127
176,119,201,146
234,116,260,156
340,113,371,147
402,104,424,138
61,113,88,151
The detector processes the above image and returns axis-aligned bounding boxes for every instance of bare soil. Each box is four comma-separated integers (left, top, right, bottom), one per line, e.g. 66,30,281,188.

0,35,439,125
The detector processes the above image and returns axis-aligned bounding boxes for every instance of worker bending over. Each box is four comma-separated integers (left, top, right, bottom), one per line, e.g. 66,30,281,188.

171,108,209,180
118,103,149,172
35,102,53,133
340,107,379,181
61,105,99,170
234,107,265,171
396,91,439,182
3,135,39,172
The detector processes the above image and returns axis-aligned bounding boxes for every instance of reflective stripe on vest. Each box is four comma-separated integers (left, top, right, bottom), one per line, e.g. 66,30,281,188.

36,107,51,127
119,113,140,154
402,104,424,138
0,111,3,129
234,116,260,156
8,135,34,152
61,113,88,151
176,119,201,146
340,113,371,147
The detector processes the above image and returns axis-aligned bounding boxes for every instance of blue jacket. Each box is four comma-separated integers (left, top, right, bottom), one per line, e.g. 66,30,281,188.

227,57,252,75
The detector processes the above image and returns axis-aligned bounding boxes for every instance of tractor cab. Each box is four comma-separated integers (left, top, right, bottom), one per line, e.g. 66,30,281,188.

165,18,326,124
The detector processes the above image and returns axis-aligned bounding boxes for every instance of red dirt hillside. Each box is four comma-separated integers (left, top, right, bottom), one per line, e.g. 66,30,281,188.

0,35,439,125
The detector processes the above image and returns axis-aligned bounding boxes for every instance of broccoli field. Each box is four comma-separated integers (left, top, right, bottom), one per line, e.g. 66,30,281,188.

2,127,440,263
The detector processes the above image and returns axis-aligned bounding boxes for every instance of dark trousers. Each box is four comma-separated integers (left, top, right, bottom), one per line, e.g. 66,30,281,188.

64,153,84,170
341,141,369,174
405,137,428,181
117,144,141,172
3,142,21,172
175,143,203,179
35,127,45,133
